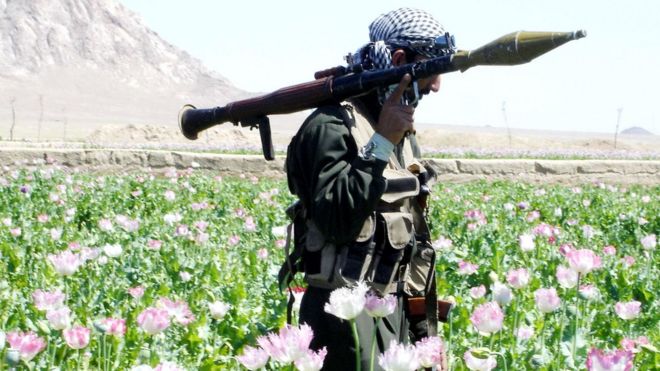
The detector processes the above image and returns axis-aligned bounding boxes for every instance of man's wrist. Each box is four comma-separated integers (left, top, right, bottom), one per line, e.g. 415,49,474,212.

359,133,395,161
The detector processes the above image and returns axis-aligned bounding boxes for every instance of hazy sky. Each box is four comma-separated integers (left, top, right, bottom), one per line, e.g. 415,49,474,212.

120,0,659,134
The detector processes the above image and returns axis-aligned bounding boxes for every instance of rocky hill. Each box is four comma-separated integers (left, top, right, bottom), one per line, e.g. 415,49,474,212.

0,0,249,140
621,126,654,135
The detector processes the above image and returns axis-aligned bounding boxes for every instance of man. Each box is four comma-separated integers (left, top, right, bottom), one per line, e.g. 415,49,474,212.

283,7,453,370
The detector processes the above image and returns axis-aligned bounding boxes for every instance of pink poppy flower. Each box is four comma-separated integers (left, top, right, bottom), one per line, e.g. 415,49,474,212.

525,210,540,222
63,326,91,349
228,235,240,246
46,306,71,330
464,349,497,370
621,256,635,267
48,250,83,276
640,234,656,250
586,347,633,371
6,331,46,362
378,340,419,371
457,260,479,275
464,209,487,226
208,301,231,320
506,268,530,289
620,338,636,352
470,285,486,299
491,283,513,306
603,245,617,255
98,218,113,231
174,224,190,237
191,201,210,211
257,248,269,260
578,285,599,300
415,336,445,368
163,212,182,225
137,307,170,335
32,289,66,311
128,285,145,299
154,361,184,371
432,236,453,250
147,239,162,250
163,190,176,201
470,302,504,334
614,301,641,320
50,228,62,241
257,324,314,364
179,271,192,282
294,347,327,371
582,225,595,239
364,292,397,318
157,298,195,325
324,282,368,320
534,288,561,313
566,249,602,275
635,336,649,346
516,325,534,340
556,266,578,288
519,234,535,252
237,345,270,370
559,243,575,256
101,318,127,337
244,217,257,232
532,223,555,237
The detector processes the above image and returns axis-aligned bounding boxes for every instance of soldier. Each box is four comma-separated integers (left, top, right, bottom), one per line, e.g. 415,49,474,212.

283,7,452,370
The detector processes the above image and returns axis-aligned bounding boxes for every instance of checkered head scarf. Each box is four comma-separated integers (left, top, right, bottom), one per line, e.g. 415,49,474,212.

350,8,455,71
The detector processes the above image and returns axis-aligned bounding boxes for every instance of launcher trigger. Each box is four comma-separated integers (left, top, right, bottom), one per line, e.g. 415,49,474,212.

402,80,420,107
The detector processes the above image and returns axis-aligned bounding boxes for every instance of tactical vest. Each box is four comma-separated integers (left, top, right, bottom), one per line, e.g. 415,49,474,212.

294,103,436,297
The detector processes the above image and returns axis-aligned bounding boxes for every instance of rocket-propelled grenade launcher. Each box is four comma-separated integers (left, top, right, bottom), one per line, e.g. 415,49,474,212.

179,30,586,160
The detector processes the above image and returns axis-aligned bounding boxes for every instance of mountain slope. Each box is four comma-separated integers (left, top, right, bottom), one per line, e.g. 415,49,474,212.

0,0,249,140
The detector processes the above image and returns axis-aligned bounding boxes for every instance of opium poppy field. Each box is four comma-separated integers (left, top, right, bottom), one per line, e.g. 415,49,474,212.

0,162,657,370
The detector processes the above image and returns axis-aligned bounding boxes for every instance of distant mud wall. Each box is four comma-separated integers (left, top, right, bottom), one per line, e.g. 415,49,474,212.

1,148,658,185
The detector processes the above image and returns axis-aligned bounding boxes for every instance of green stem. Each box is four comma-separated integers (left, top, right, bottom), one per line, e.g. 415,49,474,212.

572,274,581,361
448,310,454,371
369,318,380,371
539,316,546,352
350,320,362,371
510,300,519,355
498,352,509,371
556,301,567,370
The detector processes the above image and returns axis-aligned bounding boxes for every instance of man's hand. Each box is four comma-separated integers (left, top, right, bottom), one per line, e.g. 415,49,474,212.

376,74,414,145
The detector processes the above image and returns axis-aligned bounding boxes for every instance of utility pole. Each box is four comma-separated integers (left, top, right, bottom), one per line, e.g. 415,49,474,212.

10,97,16,141
614,107,623,149
38,95,44,142
62,106,67,141
502,101,512,147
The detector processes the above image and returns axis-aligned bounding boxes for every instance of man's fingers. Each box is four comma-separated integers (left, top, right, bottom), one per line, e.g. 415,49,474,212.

386,74,412,104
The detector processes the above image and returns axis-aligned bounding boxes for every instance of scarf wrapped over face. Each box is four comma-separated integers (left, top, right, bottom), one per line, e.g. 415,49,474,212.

351,7,455,71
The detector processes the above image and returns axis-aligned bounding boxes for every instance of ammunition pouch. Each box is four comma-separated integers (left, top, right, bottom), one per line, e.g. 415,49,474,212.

404,238,436,297
304,211,415,295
